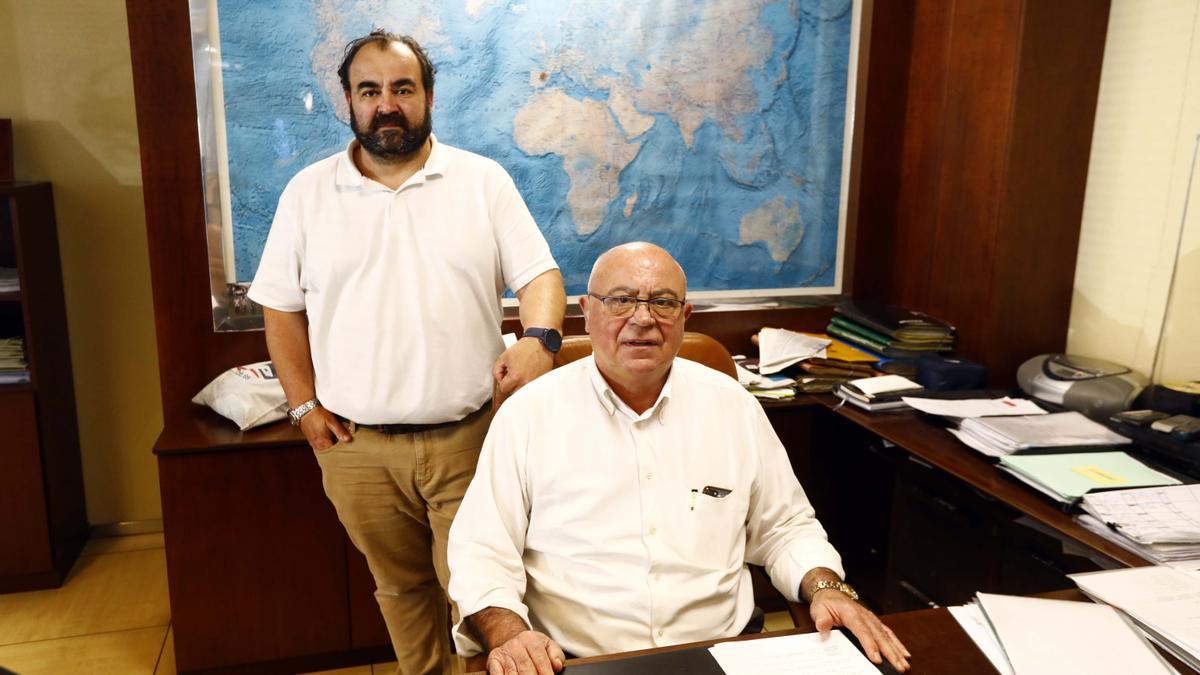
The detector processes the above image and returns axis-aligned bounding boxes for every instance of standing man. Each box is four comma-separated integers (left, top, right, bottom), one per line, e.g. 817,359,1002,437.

248,30,566,675
448,243,910,674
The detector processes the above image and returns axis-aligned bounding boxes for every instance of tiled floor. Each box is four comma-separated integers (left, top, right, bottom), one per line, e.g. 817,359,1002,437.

0,533,398,675
0,533,793,674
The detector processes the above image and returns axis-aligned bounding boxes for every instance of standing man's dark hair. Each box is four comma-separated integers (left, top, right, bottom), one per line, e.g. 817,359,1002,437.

337,29,437,94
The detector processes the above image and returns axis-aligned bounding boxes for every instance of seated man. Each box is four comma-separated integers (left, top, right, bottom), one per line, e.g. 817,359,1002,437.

447,242,910,674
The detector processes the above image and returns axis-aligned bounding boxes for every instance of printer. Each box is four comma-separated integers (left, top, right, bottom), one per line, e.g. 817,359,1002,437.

1017,354,1148,420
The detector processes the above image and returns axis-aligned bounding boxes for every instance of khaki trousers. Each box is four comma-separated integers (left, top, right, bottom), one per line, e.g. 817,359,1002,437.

315,406,492,675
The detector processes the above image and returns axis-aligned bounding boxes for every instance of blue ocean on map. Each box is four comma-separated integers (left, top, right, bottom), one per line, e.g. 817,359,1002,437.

215,0,852,294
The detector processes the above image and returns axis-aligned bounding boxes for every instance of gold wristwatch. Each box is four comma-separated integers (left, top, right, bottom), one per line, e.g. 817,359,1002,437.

811,579,860,602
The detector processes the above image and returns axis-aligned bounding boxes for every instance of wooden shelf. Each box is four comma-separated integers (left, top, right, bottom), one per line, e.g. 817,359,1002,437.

0,180,86,594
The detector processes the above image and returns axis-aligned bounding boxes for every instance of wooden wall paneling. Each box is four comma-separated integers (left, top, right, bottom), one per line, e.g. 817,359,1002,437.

921,0,1022,366
853,0,1110,386
124,0,268,426
883,0,955,307
158,447,351,671
850,0,915,301
987,0,1111,382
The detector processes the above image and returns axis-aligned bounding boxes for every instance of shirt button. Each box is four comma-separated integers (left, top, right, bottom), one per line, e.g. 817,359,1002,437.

648,526,657,536
655,574,662,581
657,629,664,637
644,472,653,480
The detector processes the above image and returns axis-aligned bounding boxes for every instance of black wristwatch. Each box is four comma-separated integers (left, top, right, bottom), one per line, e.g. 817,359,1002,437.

522,327,562,354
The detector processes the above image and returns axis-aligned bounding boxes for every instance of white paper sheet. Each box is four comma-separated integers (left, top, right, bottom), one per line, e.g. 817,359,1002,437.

849,374,920,396
1081,484,1200,544
901,396,1047,418
757,328,829,374
976,592,1176,675
1071,565,1200,661
708,631,878,675
947,604,1015,675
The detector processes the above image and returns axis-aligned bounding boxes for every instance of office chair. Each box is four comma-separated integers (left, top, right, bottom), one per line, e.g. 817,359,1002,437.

493,331,738,411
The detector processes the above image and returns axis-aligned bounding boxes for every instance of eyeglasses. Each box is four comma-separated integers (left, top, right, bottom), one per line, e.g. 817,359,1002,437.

587,293,686,320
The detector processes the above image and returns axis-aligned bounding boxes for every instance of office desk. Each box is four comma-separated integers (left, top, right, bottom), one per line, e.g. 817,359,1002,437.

822,399,1149,568
463,604,997,674
463,590,1196,674
759,397,1150,615
153,395,1155,672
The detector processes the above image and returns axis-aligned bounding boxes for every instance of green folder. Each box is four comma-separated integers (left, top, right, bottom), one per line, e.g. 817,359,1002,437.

998,452,1180,503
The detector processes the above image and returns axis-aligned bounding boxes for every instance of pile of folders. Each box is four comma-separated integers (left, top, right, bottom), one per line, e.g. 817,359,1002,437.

794,357,876,394
826,300,955,360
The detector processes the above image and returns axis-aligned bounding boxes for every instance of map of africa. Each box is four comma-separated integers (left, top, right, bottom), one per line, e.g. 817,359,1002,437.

213,0,853,295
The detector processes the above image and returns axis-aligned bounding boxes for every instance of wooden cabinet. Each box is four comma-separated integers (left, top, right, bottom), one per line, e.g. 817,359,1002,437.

0,179,88,593
154,410,392,673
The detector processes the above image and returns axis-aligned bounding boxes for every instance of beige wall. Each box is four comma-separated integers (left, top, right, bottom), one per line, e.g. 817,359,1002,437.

1,0,163,524
1070,0,1200,384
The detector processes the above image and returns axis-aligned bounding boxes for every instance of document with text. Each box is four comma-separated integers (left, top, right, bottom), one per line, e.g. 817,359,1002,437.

708,631,877,675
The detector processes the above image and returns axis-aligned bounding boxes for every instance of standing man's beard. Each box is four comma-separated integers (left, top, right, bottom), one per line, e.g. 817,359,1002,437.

351,104,433,162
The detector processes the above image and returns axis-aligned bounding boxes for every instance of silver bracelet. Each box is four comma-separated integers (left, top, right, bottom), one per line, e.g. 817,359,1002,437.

288,398,320,426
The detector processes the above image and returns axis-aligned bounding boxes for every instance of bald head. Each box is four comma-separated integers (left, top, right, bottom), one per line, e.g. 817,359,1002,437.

587,242,687,298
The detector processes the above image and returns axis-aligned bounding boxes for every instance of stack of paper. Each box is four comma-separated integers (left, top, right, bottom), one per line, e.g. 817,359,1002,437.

1071,565,1200,671
0,267,18,293
1074,484,1200,564
832,374,924,412
956,592,1178,674
757,328,830,375
997,452,1181,505
0,337,28,384
735,362,796,400
951,411,1132,457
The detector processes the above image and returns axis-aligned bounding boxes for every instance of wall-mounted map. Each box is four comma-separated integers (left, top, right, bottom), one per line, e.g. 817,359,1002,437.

210,0,854,296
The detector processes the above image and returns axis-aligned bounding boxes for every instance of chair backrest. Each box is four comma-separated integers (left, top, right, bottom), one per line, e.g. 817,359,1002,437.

494,331,737,411
554,332,737,379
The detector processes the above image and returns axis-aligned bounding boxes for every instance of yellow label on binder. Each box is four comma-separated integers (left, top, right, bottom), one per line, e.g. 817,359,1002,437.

1072,465,1127,485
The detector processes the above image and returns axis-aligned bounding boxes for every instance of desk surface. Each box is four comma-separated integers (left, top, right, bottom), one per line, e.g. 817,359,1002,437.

465,604,998,674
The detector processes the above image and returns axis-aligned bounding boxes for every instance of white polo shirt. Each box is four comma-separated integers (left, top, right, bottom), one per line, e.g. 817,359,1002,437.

448,356,844,657
248,136,557,424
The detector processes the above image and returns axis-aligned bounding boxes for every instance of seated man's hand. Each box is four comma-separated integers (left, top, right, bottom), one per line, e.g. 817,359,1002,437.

492,337,555,397
486,630,565,675
810,589,911,672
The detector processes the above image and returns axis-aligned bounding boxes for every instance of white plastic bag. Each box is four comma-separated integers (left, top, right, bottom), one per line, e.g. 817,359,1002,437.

192,361,288,431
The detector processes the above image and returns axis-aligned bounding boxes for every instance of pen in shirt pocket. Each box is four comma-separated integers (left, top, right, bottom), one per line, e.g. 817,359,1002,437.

691,486,732,510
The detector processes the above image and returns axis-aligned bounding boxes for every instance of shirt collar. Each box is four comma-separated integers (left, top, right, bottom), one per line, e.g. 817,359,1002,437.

585,355,674,424
335,133,446,188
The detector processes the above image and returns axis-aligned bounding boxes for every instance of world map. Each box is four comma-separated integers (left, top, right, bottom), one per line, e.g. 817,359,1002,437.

214,0,853,295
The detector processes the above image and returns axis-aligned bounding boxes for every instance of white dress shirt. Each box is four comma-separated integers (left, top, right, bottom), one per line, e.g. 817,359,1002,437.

248,136,557,423
448,355,843,657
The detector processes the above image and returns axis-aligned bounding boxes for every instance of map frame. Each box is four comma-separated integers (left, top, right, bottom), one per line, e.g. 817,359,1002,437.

188,0,865,331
